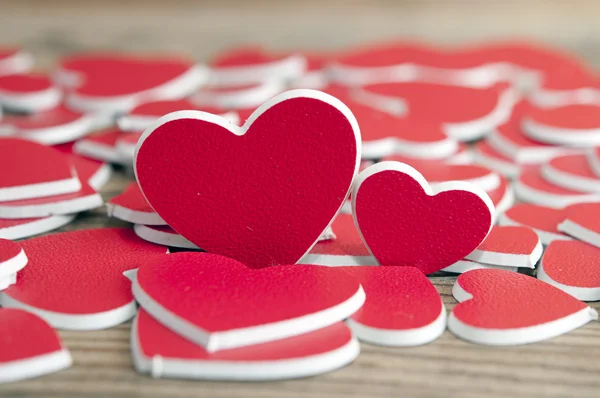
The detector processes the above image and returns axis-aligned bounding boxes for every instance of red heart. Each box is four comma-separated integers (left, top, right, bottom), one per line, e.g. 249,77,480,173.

514,167,600,208
0,106,95,146
0,228,166,330
541,154,600,193
341,266,445,346
58,53,207,114
353,162,494,274
499,203,571,245
0,215,75,240
132,309,358,381
473,141,521,178
73,128,125,164
0,308,72,383
118,99,231,133
107,182,165,225
135,90,360,268
559,202,600,247
0,48,33,76
0,138,81,201
0,73,61,113
465,225,542,268
0,238,26,291
300,214,374,266
449,269,597,345
524,104,600,146
66,153,112,191
539,240,600,301
132,252,365,352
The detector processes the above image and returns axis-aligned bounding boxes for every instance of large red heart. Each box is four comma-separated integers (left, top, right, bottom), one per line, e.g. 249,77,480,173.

132,252,365,352
449,269,597,345
135,90,360,268
0,308,72,383
353,161,494,274
0,228,166,330
132,309,358,381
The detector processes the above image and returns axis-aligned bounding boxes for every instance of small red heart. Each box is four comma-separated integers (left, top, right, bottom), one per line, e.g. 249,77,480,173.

0,238,26,291
465,225,542,268
132,309,358,381
541,154,600,193
0,73,61,113
65,153,111,191
73,128,125,164
524,104,600,146
132,252,365,352
0,105,95,146
499,203,571,245
58,53,207,114
0,228,166,330
449,269,597,345
558,202,600,247
473,141,520,178
0,138,81,201
539,240,600,301
353,162,494,275
0,215,75,240
135,90,360,268
341,266,445,346
0,48,32,76
514,167,599,208
0,308,72,383
301,214,374,266
107,182,164,225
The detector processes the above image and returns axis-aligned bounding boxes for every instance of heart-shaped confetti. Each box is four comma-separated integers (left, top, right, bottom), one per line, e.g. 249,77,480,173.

0,308,72,384
465,226,542,268
540,154,600,193
524,104,600,146
557,202,600,247
499,203,571,245
132,309,359,381
0,228,167,330
538,240,600,301
107,182,164,225
473,141,520,178
514,167,600,208
0,215,75,240
0,48,33,76
192,81,284,110
132,252,365,352
0,73,61,113
73,128,126,164
448,269,597,345
133,224,198,249
341,266,446,346
353,162,494,274
0,138,81,201
135,90,360,268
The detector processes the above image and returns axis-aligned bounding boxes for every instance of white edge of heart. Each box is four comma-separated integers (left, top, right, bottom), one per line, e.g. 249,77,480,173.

0,293,137,331
0,189,103,219
586,149,600,177
131,273,366,353
130,313,360,381
106,202,166,226
538,255,600,302
346,300,447,347
448,276,598,346
133,89,362,261
351,161,496,264
133,224,199,250
558,219,600,248
0,170,81,202
0,348,72,384
0,273,17,291
0,248,28,278
465,235,543,268
299,254,378,267
441,260,518,274
0,214,76,240
541,160,600,193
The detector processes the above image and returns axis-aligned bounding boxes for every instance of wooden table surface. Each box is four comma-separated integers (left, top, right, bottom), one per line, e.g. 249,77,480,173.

3,1,600,397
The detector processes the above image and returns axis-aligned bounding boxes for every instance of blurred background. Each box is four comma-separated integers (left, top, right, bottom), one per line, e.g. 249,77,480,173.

4,0,600,67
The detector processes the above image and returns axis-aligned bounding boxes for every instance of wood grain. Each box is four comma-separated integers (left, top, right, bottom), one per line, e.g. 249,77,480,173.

3,1,600,397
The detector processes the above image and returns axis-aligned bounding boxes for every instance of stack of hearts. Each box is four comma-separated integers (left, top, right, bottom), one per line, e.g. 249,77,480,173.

4,41,600,384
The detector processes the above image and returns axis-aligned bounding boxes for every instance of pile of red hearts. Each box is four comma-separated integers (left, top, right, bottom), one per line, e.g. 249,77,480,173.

3,40,600,384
